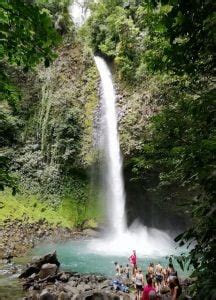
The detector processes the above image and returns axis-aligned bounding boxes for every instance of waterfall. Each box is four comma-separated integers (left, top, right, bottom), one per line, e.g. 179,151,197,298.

94,56,126,235
69,1,126,234
69,0,176,257
88,58,176,256
68,0,89,26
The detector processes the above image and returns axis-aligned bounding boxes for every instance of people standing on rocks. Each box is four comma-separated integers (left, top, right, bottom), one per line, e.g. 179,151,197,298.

114,261,120,276
112,258,184,299
155,263,163,292
129,249,137,275
119,264,124,276
135,268,144,299
147,263,155,279
124,263,130,279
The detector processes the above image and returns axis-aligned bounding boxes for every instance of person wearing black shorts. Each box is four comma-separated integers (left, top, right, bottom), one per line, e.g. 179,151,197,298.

135,269,144,299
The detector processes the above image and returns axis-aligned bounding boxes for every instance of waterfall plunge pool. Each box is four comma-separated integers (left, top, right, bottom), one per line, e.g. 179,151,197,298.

33,238,190,278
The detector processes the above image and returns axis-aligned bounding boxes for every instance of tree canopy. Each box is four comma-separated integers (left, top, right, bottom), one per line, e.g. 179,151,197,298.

83,0,215,79
83,0,216,297
0,0,62,191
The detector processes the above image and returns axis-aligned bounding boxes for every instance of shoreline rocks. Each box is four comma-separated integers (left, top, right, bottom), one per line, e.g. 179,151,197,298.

20,252,130,299
0,219,99,261
19,251,60,279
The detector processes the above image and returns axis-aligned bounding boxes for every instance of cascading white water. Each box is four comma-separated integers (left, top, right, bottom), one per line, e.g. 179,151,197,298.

69,0,177,257
68,0,89,26
94,56,126,235
88,57,176,257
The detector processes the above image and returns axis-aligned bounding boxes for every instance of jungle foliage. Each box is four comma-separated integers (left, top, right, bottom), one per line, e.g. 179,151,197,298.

84,0,215,79
84,0,216,297
0,0,64,191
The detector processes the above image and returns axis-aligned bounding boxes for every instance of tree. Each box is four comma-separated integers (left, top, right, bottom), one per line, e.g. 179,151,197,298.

84,0,216,296
0,0,61,190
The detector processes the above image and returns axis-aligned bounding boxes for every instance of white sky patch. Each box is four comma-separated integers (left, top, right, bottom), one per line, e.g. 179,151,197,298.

68,0,90,26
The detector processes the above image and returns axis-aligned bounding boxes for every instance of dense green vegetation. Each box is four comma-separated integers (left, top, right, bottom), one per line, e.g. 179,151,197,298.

83,0,216,297
0,0,101,227
0,187,99,228
83,0,215,79
0,0,215,296
0,0,61,191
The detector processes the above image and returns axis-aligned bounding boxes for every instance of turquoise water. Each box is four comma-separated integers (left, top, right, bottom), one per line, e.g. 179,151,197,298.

33,239,190,278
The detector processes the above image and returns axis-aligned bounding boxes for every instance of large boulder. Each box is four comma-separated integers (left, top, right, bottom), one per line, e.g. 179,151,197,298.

20,265,40,278
34,251,60,268
39,263,58,279
19,251,60,279
77,283,92,292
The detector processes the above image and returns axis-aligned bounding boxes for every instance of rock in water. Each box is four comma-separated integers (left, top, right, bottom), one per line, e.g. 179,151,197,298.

35,251,60,268
19,265,40,278
20,252,133,299
19,251,60,278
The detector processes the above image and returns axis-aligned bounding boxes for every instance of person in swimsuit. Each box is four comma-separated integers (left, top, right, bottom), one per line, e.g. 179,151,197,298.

129,250,137,275
142,275,157,300
155,263,163,292
114,261,120,276
119,265,124,276
135,268,144,299
147,263,155,279
124,264,130,279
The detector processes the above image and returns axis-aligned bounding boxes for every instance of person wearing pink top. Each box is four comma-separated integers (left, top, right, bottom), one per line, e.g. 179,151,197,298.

142,276,157,300
129,250,137,275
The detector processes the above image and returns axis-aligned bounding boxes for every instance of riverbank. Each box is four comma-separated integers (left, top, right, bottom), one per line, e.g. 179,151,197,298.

0,251,132,299
0,217,99,263
18,251,127,299
0,218,194,299
0,249,193,300
0,260,26,299
0,223,99,299
0,208,192,298
0,219,69,261
0,187,101,261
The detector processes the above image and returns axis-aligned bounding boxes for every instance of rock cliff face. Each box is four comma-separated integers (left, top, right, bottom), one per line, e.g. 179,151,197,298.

1,34,187,231
114,74,188,232
14,39,99,192
0,37,101,228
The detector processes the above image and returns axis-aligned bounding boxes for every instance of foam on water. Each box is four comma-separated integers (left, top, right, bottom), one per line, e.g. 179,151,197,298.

87,221,176,257
33,240,190,277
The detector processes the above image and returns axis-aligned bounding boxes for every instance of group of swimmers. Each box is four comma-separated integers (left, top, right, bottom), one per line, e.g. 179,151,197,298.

114,250,182,300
